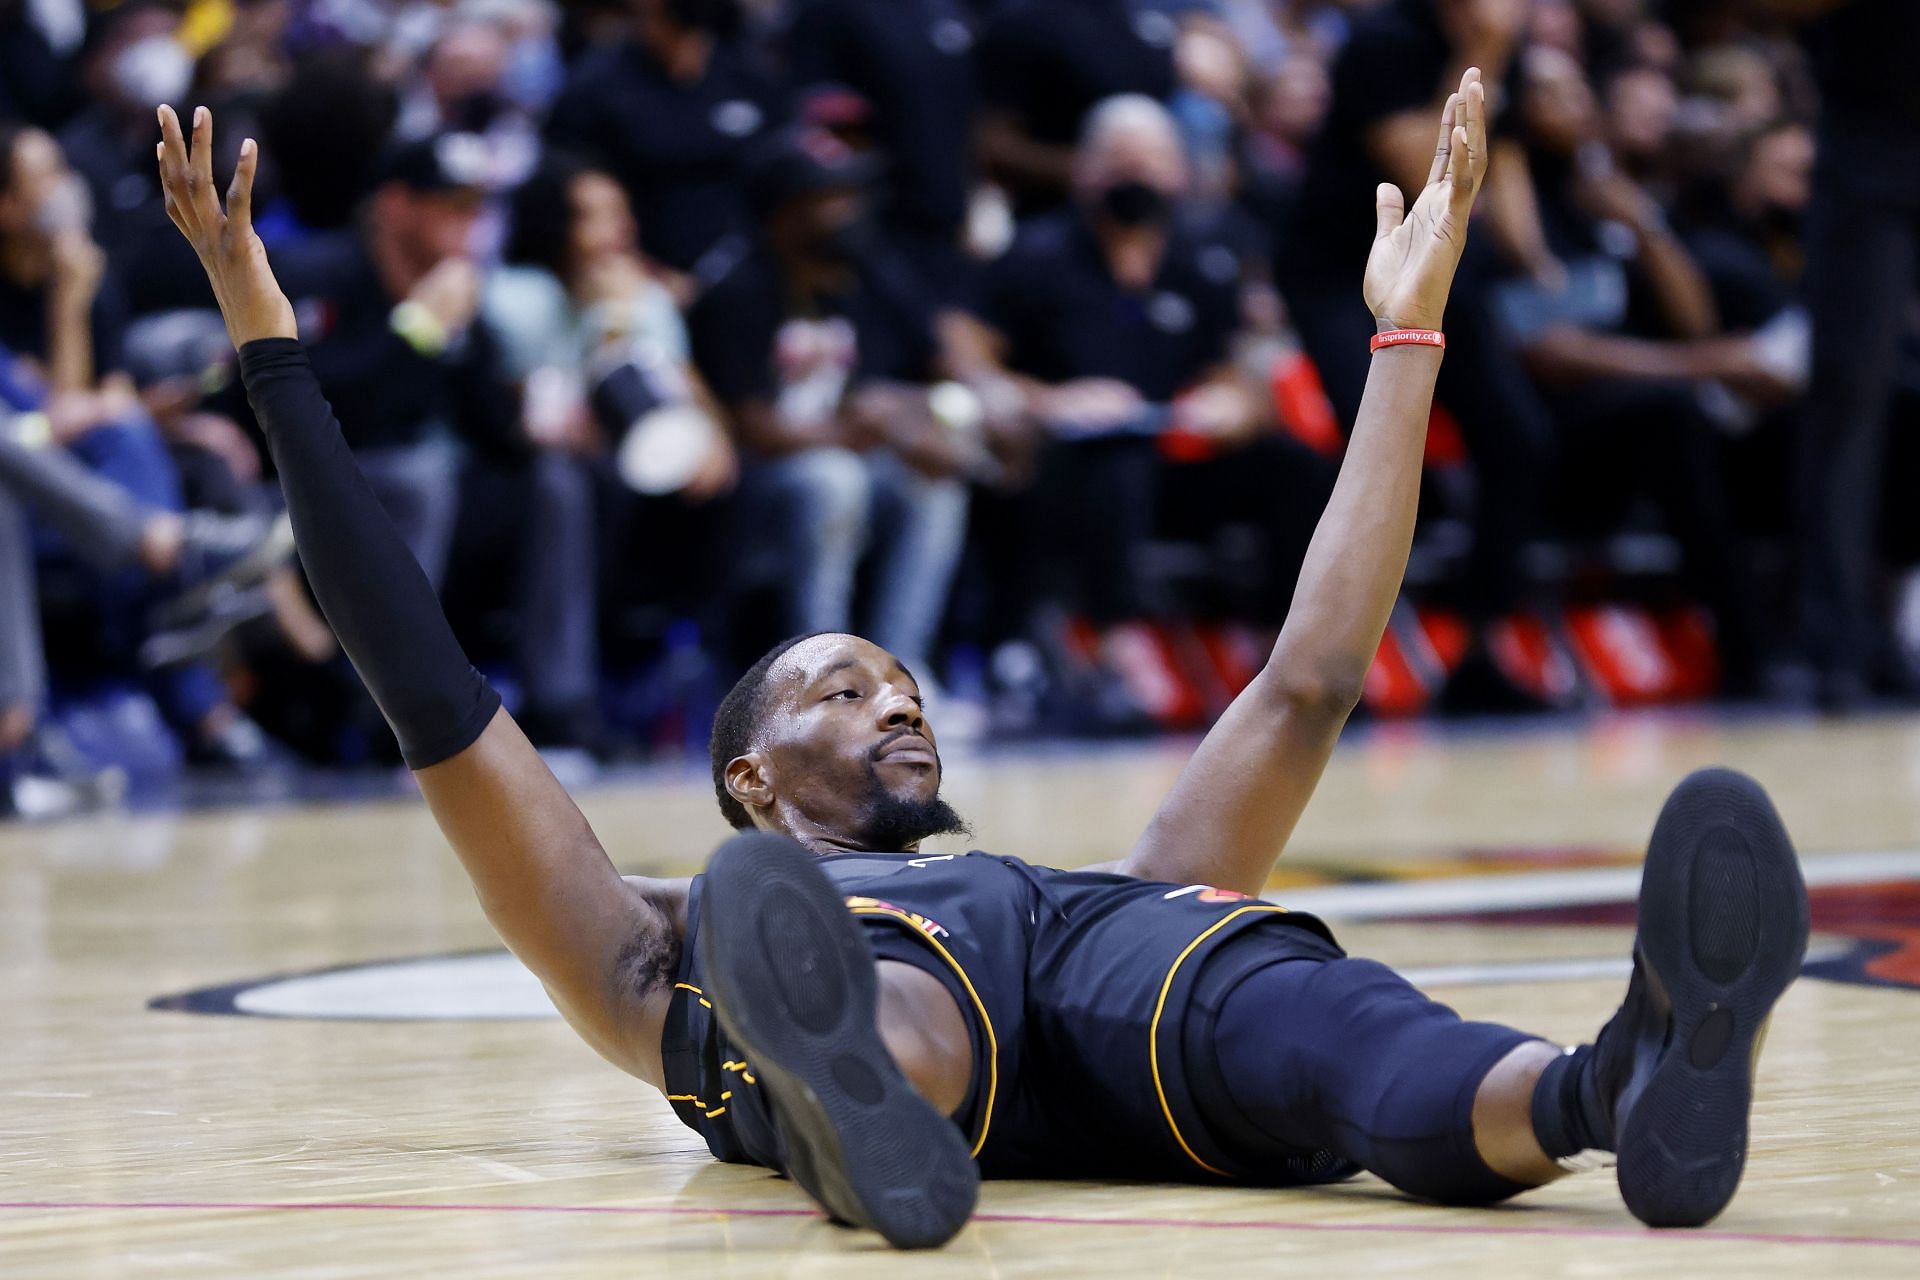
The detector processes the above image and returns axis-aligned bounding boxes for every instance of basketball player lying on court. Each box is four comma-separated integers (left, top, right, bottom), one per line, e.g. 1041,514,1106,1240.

156,71,1810,1250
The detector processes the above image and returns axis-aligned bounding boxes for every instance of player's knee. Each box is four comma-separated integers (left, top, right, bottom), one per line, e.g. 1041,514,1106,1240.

1356,1023,1536,1207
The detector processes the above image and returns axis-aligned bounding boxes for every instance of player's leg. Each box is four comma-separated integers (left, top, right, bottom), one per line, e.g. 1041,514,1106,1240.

698,830,979,1249
1205,767,1807,1225
1203,948,1552,1205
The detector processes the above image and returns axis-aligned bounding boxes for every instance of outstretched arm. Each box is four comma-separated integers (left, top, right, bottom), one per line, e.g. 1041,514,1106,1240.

156,106,679,1084
1120,71,1489,897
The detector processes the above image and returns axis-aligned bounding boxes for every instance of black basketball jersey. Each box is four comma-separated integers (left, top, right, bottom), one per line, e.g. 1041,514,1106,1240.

659,850,1338,1179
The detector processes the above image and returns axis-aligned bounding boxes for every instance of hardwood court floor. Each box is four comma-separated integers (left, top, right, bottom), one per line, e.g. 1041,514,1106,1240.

4,710,1920,1277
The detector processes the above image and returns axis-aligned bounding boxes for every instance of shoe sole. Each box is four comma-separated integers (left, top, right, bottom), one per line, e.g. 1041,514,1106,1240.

697,836,979,1249
1616,768,1809,1227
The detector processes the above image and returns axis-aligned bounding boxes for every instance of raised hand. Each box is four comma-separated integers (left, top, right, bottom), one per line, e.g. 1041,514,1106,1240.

155,104,296,349
1362,68,1489,333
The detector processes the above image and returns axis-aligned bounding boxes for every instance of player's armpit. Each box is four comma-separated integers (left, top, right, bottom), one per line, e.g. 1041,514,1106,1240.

1115,668,1349,897
415,710,681,1085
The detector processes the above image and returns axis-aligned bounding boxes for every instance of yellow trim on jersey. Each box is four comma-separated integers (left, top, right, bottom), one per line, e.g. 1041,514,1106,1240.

846,905,999,1160
1148,904,1293,1178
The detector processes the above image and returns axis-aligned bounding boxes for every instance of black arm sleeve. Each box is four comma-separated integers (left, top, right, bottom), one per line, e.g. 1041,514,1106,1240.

239,337,499,769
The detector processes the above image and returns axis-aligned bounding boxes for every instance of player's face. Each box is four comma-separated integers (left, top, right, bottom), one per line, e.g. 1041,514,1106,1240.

754,634,966,851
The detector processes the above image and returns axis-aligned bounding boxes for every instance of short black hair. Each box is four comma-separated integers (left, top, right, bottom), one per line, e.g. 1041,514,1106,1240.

710,633,830,829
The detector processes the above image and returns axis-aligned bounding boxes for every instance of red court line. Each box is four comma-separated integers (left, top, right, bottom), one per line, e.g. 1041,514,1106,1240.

0,1200,1915,1250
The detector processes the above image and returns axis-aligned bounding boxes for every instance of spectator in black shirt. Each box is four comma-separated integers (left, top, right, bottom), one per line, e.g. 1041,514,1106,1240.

0,0,82,129
1680,120,1814,335
783,0,979,304
548,0,778,277
1276,0,1555,665
977,0,1178,216
1787,0,1920,704
1499,46,1780,689
981,95,1329,631
275,133,602,749
687,126,972,673
273,133,510,501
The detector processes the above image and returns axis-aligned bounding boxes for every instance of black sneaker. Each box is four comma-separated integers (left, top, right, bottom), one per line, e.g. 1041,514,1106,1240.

697,833,980,1249
1598,768,1809,1227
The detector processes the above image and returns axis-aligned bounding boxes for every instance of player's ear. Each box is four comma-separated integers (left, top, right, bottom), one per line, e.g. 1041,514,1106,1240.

725,752,775,817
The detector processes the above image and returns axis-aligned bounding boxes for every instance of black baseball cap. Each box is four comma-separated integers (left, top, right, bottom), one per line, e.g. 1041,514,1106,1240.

742,125,881,214
380,131,495,195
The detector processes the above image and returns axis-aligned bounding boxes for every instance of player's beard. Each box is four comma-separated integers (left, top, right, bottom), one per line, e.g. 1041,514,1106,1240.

852,757,970,852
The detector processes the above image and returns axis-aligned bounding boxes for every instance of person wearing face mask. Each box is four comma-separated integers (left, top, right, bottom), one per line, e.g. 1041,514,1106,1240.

548,0,779,279
686,126,974,678
394,17,540,191
53,1,204,312
976,0,1179,218
972,95,1332,660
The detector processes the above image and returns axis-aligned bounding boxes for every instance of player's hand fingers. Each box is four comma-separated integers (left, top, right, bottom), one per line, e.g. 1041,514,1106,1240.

1426,93,1459,189
156,142,190,238
188,105,221,223
1447,123,1472,196
1375,182,1405,241
1465,78,1488,186
1453,72,1484,184
156,106,198,234
226,138,258,244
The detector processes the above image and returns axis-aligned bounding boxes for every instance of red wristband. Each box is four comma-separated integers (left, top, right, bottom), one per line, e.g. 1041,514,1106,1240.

1370,328,1446,353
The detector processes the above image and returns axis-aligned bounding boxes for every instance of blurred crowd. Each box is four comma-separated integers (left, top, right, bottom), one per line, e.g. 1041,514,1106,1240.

0,0,1915,814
